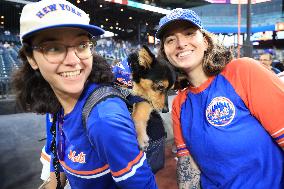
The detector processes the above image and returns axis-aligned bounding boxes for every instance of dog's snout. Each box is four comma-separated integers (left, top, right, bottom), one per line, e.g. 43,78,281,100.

162,93,169,113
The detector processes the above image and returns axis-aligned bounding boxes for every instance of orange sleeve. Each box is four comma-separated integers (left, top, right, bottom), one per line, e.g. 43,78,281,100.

221,58,284,148
172,89,190,157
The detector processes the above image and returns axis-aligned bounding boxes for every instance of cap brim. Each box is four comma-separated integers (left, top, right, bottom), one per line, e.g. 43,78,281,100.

21,24,105,40
156,19,201,39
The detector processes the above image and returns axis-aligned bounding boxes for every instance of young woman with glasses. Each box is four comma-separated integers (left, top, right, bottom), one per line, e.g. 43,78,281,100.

12,0,157,189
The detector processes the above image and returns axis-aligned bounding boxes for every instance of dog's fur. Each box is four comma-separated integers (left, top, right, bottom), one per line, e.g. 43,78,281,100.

127,45,176,150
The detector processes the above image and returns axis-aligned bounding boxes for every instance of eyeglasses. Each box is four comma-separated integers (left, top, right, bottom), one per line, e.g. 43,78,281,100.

31,40,96,63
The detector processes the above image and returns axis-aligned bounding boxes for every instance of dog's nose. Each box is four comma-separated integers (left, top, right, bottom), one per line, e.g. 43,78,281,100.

161,93,169,113
162,106,169,113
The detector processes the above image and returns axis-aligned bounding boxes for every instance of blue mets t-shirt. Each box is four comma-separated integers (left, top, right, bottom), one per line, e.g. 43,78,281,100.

173,58,284,188
49,82,157,189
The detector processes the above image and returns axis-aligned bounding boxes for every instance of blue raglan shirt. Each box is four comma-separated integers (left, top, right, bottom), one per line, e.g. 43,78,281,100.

50,82,157,189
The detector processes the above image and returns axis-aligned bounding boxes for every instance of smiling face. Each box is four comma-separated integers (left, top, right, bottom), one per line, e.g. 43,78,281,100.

259,53,272,67
27,27,93,103
162,21,208,76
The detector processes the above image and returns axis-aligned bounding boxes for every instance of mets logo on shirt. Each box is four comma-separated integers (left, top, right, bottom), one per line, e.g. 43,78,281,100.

206,96,235,127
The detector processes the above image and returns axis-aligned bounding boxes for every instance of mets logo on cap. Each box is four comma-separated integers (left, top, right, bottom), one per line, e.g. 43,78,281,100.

206,96,235,127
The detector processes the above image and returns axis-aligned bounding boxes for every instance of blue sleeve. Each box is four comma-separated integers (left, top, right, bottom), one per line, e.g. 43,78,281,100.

48,113,64,173
87,97,158,189
45,113,53,155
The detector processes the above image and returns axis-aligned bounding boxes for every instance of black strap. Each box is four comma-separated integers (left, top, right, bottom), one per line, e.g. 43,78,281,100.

82,85,127,130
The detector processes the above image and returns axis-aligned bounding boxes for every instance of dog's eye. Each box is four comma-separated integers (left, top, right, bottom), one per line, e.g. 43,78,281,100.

152,83,166,92
157,86,166,92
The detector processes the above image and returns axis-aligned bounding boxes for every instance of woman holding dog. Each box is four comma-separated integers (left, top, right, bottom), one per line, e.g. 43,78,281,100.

156,8,284,189
12,0,157,188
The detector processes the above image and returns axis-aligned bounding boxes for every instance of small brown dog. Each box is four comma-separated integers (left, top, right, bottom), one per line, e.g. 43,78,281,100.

126,45,176,150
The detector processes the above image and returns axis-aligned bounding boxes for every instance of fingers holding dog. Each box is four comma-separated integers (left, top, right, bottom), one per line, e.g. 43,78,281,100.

132,101,153,150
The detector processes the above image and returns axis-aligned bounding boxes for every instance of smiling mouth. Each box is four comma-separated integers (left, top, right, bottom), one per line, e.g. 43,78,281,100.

59,70,81,78
177,50,193,58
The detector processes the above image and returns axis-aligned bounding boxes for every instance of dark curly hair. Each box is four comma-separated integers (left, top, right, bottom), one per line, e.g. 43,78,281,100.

157,29,233,89
12,39,114,114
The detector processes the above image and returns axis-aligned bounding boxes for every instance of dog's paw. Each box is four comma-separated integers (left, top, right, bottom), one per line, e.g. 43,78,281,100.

137,132,149,151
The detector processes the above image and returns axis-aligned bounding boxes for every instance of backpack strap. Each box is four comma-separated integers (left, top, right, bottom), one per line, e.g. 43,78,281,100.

82,85,127,131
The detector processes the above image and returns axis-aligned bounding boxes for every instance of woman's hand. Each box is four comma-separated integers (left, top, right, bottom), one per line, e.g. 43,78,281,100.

39,172,66,189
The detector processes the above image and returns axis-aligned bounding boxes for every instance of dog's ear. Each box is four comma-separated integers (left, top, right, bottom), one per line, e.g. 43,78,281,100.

138,45,155,69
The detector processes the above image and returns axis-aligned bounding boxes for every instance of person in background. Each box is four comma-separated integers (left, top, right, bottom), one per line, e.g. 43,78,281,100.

156,8,284,189
259,52,281,74
12,0,157,188
274,60,284,72
277,71,284,82
111,59,120,69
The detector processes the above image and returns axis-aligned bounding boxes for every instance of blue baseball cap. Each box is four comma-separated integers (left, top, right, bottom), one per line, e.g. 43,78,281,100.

156,8,203,39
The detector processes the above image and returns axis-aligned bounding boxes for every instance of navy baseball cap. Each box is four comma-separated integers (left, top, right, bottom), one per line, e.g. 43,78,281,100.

156,8,203,39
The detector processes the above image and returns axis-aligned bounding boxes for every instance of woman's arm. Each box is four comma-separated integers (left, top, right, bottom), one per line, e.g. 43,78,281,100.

177,155,201,189
88,97,157,189
223,59,284,150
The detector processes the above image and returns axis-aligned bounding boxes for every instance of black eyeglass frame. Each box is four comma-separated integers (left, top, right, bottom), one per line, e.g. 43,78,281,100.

29,39,97,63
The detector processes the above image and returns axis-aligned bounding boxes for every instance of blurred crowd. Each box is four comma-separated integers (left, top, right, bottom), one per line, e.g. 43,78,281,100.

0,30,284,99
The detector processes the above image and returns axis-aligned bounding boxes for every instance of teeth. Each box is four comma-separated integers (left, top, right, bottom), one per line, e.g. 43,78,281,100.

177,51,193,58
60,70,81,78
